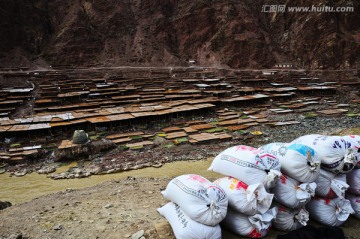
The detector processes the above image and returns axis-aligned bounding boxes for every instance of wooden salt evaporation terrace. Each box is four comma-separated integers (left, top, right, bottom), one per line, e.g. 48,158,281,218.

0,68,358,138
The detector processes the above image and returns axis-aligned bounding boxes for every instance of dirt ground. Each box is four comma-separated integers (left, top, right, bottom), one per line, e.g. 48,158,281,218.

0,91,359,238
0,176,360,239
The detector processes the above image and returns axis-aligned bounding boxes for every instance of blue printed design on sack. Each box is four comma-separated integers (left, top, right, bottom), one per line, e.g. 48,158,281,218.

332,139,352,149
287,144,315,157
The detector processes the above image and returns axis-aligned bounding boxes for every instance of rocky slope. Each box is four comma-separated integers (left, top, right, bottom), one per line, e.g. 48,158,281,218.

0,0,359,68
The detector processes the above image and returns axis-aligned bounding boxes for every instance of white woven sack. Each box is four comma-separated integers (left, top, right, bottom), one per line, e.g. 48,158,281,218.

292,134,356,174
261,142,321,183
213,177,273,215
157,202,222,239
209,145,281,189
346,193,360,220
306,197,354,226
346,169,360,195
271,174,316,209
258,142,289,158
315,169,348,198
221,207,278,238
161,174,228,226
272,204,309,231
342,135,360,168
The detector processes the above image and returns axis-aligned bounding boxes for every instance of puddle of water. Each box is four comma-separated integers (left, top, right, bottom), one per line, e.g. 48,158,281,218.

0,158,222,205
55,161,78,173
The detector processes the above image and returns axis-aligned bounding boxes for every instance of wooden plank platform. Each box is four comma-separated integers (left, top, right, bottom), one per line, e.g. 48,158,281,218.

126,141,154,148
162,126,182,133
268,121,301,126
190,124,214,130
218,115,239,121
214,133,232,139
217,118,255,126
226,125,252,131
58,140,77,149
269,109,294,114
112,137,132,144
106,131,144,140
318,109,348,115
183,127,198,133
165,131,187,139
189,133,218,142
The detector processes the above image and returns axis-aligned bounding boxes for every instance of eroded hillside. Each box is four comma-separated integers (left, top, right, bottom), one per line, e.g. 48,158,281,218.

0,0,359,68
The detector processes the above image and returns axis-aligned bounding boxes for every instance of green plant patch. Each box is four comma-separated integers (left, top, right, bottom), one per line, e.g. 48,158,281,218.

43,144,58,151
236,130,248,135
240,115,248,119
87,131,97,136
176,137,188,143
130,145,143,150
89,135,100,140
346,113,360,117
223,128,232,133
205,128,224,133
119,145,129,150
130,135,143,140
164,143,174,148
209,121,219,125
10,143,21,148
303,113,318,118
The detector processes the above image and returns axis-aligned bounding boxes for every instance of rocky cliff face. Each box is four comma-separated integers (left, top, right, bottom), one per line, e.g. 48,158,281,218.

0,0,359,69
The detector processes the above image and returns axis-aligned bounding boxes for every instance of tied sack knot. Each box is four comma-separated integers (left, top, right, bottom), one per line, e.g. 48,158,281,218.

335,199,355,222
306,151,320,171
264,169,281,188
207,201,220,217
294,208,309,226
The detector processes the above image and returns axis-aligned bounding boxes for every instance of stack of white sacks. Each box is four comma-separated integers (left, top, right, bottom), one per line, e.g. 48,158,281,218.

158,134,360,238
261,134,358,228
209,145,280,238
157,174,228,239
291,134,356,226
344,135,360,219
